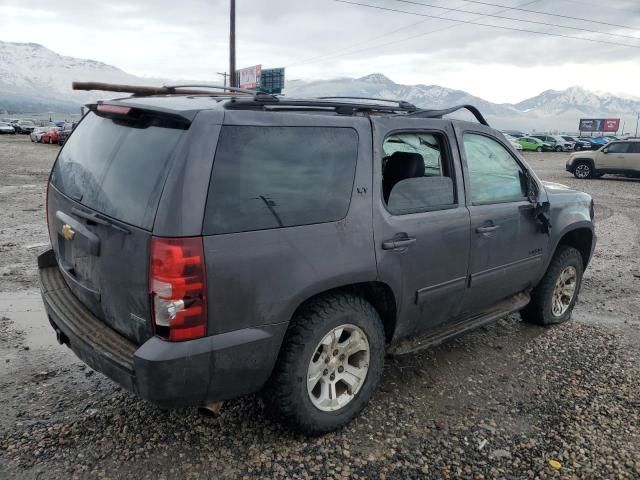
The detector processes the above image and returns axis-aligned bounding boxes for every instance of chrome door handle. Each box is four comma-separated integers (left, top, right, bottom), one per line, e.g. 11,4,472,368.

476,225,500,233
382,237,416,250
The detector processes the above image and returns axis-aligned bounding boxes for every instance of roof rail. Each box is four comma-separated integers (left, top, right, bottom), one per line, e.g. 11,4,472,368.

407,104,490,126
224,98,415,114
317,96,417,111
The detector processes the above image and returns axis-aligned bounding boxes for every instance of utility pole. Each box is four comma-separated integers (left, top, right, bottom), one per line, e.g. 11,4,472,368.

217,72,230,87
635,112,639,137
229,0,236,88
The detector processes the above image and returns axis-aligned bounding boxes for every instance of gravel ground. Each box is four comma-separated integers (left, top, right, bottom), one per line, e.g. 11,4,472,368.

0,134,639,479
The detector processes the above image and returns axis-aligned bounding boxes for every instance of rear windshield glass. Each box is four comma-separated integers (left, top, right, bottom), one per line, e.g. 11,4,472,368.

204,126,358,235
51,111,185,230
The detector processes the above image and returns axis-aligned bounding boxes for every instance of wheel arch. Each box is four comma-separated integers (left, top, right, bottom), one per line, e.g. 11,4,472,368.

555,226,594,269
290,282,398,344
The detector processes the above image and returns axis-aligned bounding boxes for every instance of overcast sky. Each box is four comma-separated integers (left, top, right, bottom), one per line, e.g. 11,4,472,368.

1,0,640,102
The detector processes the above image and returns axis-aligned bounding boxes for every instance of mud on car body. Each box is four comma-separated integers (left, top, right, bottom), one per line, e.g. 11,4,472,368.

39,91,596,434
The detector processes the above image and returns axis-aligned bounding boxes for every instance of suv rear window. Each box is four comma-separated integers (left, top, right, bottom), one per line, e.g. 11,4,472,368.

51,111,185,230
204,126,358,235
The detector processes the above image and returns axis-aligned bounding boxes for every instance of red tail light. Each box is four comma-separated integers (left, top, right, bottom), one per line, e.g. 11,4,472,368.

150,237,208,341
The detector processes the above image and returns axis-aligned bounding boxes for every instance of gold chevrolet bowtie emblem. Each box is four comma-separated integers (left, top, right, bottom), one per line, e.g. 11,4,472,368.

62,224,75,241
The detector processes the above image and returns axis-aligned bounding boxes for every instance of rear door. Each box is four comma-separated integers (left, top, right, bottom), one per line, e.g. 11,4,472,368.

48,107,191,344
371,117,470,339
455,126,549,313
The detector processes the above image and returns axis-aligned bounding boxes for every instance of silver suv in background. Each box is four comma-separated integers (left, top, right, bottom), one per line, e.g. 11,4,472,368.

566,139,640,179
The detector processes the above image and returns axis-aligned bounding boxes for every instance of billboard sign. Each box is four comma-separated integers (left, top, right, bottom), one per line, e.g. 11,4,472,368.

579,118,620,132
259,68,285,94
237,64,262,89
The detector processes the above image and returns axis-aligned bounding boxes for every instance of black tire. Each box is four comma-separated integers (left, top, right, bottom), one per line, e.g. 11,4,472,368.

555,146,562,152
573,160,593,179
521,246,584,326
49,137,53,144
264,294,385,435
536,146,543,152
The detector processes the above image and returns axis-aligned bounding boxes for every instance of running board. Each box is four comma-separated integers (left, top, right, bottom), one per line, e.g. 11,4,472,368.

387,291,531,356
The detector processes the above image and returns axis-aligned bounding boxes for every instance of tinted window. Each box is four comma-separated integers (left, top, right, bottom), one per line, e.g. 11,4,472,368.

51,112,185,230
382,132,455,214
629,143,640,154
204,126,358,235
606,142,631,154
463,134,528,204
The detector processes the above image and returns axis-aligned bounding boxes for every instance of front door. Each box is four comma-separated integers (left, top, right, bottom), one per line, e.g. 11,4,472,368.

598,141,639,171
456,129,550,313
371,117,470,340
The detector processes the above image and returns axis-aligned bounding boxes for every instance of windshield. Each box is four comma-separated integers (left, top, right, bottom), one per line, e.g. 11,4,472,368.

51,111,186,230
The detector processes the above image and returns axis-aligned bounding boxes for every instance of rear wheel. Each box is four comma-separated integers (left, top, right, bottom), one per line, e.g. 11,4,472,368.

573,161,593,179
264,294,385,435
536,146,543,152
575,145,582,151
521,246,583,326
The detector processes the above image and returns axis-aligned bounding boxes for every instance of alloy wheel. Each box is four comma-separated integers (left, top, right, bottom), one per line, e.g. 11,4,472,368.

306,324,370,412
551,266,577,317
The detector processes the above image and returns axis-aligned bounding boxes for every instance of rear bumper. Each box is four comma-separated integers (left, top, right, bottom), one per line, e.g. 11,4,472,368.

38,249,287,408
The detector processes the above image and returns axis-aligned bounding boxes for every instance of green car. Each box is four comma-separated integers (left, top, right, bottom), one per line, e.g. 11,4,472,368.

516,136,553,152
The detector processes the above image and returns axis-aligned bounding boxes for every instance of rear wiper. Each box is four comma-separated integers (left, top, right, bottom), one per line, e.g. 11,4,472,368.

71,207,130,234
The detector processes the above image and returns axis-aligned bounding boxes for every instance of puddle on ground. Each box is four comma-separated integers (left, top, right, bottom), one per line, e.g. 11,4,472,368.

0,289,60,349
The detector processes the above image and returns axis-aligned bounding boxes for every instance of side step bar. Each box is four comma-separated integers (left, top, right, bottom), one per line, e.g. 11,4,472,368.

387,291,531,356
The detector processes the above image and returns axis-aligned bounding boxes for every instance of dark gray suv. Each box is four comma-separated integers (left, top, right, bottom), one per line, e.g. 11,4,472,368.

38,91,596,435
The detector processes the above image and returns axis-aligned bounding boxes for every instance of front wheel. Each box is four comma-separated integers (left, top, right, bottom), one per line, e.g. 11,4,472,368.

555,146,563,152
521,246,584,325
264,294,385,435
573,161,593,179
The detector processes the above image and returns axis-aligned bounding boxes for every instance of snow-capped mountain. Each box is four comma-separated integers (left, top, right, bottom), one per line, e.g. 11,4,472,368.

285,75,640,132
1,40,638,132
0,41,164,113
285,73,519,117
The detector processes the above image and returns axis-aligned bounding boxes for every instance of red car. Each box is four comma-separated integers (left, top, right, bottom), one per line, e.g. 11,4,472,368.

41,127,60,144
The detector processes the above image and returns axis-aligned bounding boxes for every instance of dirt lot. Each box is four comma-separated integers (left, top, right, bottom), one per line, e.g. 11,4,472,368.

0,134,639,479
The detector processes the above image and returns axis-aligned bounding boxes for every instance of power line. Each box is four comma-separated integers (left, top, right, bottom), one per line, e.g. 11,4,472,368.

454,0,639,31
287,0,540,68
390,0,640,40
333,0,640,50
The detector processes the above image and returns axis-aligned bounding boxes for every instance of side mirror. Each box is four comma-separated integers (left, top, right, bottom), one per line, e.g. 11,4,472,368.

602,148,608,154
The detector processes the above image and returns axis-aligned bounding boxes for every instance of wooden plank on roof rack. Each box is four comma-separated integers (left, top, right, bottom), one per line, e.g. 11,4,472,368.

72,82,248,96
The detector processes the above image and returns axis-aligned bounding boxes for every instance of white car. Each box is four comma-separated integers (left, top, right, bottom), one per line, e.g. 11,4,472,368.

30,127,49,142
503,133,523,151
0,122,16,134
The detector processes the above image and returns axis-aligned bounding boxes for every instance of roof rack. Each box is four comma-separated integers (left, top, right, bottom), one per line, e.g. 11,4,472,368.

317,96,418,111
407,104,490,126
163,83,278,101
224,97,416,115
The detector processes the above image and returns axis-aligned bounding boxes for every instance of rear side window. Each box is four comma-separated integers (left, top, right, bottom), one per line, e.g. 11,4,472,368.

51,112,185,230
204,126,358,235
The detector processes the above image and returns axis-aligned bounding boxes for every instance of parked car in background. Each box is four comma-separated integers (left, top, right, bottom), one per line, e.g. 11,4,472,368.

57,123,76,146
13,120,36,134
531,135,574,152
503,133,523,150
566,139,640,179
30,127,50,142
0,122,16,134
577,137,604,150
41,127,60,144
562,136,591,151
517,136,553,152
